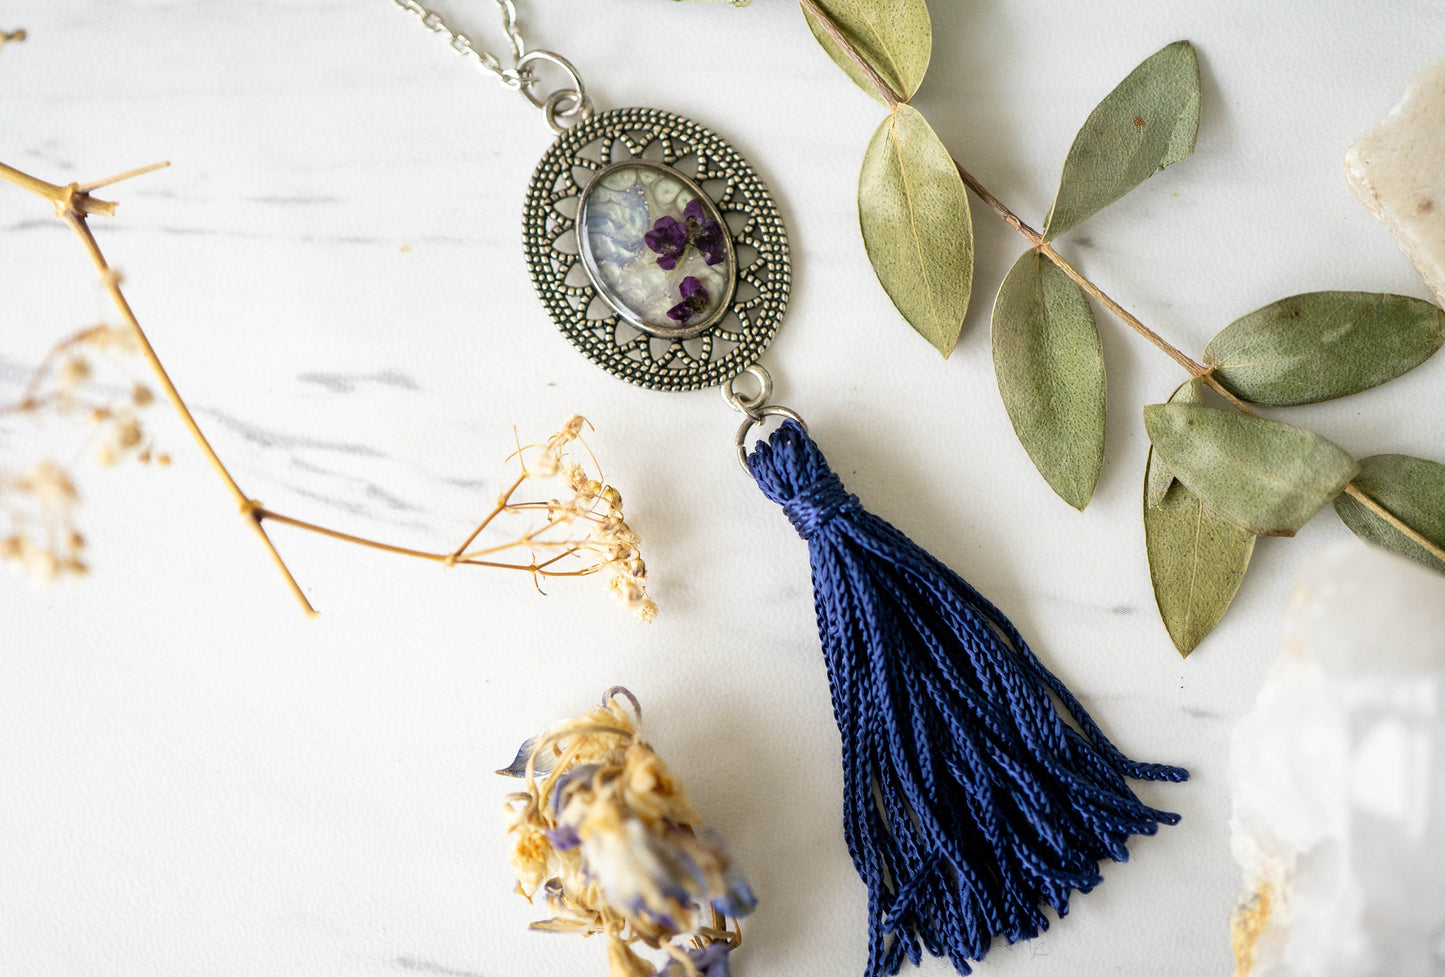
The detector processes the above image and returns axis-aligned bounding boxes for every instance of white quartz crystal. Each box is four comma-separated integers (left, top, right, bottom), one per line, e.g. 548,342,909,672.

1229,545,1445,977
1345,60,1445,306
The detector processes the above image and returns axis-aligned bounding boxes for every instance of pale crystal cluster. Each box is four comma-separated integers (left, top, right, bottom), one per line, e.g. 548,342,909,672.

1229,546,1445,976
1345,60,1445,306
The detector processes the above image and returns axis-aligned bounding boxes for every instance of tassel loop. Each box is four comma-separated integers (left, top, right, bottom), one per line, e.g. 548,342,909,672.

744,419,1187,977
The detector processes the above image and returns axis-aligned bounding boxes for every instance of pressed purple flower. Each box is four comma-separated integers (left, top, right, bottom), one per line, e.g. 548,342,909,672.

644,215,689,271
683,199,727,267
666,276,710,324
645,198,727,271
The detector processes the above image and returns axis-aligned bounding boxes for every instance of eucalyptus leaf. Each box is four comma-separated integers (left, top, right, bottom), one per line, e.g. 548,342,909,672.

1203,292,1445,406
1145,378,1203,508
1043,41,1201,243
1144,384,1256,656
1142,403,1357,535
859,104,973,356
800,0,931,105
992,249,1105,510
1334,454,1445,574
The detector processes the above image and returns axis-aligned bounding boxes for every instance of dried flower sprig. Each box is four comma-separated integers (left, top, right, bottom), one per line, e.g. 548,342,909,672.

1,323,164,582
500,688,753,977
0,157,654,619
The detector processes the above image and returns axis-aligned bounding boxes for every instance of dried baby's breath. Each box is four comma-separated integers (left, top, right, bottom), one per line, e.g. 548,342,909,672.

449,415,658,622
1,324,161,583
500,689,752,977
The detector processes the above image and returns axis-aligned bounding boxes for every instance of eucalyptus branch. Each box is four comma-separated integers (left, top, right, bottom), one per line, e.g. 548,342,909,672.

799,0,1445,568
801,2,1226,393
0,162,657,620
791,1,1445,657
952,116,1440,562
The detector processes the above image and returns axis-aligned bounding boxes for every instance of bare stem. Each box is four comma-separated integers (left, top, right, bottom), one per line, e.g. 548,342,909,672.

0,162,116,217
451,472,525,558
256,509,599,577
78,160,171,193
255,509,451,563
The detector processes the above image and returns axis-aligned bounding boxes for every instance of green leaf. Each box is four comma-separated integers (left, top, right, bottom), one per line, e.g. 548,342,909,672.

800,0,931,105
1144,384,1256,656
1334,454,1445,574
1142,403,1357,535
1043,40,1201,243
859,104,973,356
1145,378,1203,508
992,249,1105,509
1203,292,1445,406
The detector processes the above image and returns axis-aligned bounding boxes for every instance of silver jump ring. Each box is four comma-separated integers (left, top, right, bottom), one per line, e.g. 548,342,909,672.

721,364,773,418
542,89,594,134
735,405,808,474
517,49,587,111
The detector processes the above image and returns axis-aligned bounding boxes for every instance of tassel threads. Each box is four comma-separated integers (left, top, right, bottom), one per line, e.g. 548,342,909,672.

746,420,1187,977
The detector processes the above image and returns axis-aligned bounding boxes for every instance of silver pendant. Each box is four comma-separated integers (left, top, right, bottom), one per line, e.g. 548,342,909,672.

523,108,790,392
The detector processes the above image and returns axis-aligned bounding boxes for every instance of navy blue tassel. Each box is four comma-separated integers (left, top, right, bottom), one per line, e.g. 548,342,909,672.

746,421,1187,977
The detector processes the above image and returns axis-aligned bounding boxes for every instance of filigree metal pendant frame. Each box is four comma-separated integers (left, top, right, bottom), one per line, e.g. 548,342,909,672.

523,107,791,392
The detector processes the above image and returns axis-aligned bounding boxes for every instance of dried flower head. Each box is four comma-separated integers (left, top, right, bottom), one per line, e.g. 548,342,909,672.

1,324,159,583
499,689,751,977
461,416,657,622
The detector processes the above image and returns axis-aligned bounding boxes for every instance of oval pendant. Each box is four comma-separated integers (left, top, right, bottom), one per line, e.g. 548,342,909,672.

524,108,790,392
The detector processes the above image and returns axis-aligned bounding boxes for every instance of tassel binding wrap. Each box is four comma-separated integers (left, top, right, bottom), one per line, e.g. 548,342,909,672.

745,421,1188,977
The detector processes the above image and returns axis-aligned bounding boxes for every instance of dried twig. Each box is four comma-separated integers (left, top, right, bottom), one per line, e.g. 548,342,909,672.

0,163,655,619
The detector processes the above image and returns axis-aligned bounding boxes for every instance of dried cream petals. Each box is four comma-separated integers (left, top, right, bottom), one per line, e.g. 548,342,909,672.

500,690,751,977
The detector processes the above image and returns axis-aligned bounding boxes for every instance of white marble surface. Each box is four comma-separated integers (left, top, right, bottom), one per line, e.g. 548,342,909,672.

1,2,1442,976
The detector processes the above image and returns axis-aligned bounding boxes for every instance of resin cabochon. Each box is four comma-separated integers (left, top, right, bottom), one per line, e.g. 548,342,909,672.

522,107,791,392
578,162,735,339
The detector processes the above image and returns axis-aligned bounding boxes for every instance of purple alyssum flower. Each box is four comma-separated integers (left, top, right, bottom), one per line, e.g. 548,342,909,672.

645,198,726,271
683,199,726,267
644,215,689,271
666,277,710,324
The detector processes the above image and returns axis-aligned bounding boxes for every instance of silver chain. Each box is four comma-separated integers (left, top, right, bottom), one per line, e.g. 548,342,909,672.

390,0,593,131
390,0,529,88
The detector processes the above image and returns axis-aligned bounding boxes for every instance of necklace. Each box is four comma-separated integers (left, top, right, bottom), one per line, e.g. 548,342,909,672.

393,0,790,402
392,5,1187,976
